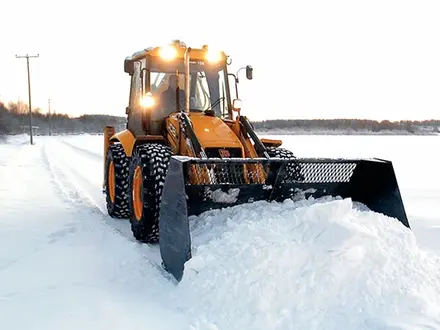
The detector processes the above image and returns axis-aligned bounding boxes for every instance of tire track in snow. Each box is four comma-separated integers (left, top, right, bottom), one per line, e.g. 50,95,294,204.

42,139,163,265
42,141,104,211
42,140,131,233
41,142,91,206
1,139,187,328
0,143,82,273
60,140,102,160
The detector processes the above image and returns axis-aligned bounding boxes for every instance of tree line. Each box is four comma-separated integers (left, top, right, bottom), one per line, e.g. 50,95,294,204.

0,100,126,136
1,100,439,136
252,118,440,134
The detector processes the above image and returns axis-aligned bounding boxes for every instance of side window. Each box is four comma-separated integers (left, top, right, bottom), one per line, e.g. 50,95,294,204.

151,72,167,94
195,75,210,110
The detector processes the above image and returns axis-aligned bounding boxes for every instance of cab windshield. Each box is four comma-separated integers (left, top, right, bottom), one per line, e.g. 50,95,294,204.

148,59,229,118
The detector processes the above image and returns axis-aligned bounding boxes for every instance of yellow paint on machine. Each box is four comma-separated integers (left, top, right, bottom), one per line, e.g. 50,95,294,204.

109,129,136,157
188,113,243,149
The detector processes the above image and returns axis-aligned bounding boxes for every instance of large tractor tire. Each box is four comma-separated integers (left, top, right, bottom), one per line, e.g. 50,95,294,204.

128,143,172,243
266,146,304,182
104,143,130,218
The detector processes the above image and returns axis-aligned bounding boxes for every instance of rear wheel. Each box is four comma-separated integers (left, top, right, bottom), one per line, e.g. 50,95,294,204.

128,143,172,243
266,146,303,181
104,144,130,218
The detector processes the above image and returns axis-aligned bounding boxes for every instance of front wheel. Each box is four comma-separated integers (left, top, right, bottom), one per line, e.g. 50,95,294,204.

128,143,172,243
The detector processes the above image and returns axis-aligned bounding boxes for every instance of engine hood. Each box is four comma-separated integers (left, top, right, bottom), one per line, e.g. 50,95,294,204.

188,113,242,149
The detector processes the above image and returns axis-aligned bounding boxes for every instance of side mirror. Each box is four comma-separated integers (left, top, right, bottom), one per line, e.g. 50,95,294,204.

232,99,242,112
125,106,130,114
124,58,134,75
246,65,253,80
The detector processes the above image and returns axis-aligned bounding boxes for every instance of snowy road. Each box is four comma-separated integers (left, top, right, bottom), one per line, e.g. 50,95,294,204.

1,134,440,329
0,137,187,329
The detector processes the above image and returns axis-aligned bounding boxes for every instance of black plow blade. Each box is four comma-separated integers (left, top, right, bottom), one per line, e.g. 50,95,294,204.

159,156,409,281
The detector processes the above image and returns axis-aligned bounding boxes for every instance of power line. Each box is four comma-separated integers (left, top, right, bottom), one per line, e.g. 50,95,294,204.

15,53,39,145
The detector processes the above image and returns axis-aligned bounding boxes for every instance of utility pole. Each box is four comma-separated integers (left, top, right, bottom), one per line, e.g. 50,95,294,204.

48,98,51,136
15,53,39,145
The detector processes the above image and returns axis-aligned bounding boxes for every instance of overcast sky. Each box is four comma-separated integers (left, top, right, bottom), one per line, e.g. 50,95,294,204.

1,0,439,121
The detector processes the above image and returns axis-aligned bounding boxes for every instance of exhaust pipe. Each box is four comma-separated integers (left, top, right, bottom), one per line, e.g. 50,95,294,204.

184,47,191,113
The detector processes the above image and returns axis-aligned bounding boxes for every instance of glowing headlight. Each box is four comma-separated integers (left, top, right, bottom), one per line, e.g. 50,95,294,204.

206,50,223,63
141,92,155,108
159,46,177,61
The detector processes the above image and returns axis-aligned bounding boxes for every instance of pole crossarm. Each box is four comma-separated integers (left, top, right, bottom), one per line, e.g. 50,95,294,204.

15,54,39,59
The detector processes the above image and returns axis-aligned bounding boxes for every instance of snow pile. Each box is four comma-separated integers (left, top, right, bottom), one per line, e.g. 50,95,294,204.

0,133,31,145
174,197,440,329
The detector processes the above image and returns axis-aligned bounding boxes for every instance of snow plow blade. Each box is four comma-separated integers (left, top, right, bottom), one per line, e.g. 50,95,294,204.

159,156,409,281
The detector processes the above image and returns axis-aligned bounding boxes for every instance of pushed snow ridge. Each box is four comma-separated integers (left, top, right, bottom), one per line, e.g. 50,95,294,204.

172,197,440,330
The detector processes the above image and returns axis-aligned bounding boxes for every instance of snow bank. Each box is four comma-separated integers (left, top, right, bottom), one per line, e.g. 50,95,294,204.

0,133,31,145
174,197,440,330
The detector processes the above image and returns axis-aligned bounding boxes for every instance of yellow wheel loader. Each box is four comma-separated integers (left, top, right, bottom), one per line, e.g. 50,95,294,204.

103,40,410,281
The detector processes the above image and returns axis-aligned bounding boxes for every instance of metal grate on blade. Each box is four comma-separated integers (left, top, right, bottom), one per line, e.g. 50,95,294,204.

298,162,357,183
183,159,357,185
186,162,271,185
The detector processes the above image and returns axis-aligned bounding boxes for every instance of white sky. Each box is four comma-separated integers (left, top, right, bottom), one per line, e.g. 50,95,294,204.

1,0,440,121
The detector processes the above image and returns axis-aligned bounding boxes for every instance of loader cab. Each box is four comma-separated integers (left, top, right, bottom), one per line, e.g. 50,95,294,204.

124,45,236,136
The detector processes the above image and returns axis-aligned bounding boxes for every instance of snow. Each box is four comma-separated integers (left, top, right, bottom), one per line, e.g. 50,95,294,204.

206,187,240,203
0,138,185,329
1,133,440,329
255,128,439,136
0,133,31,145
180,197,440,329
